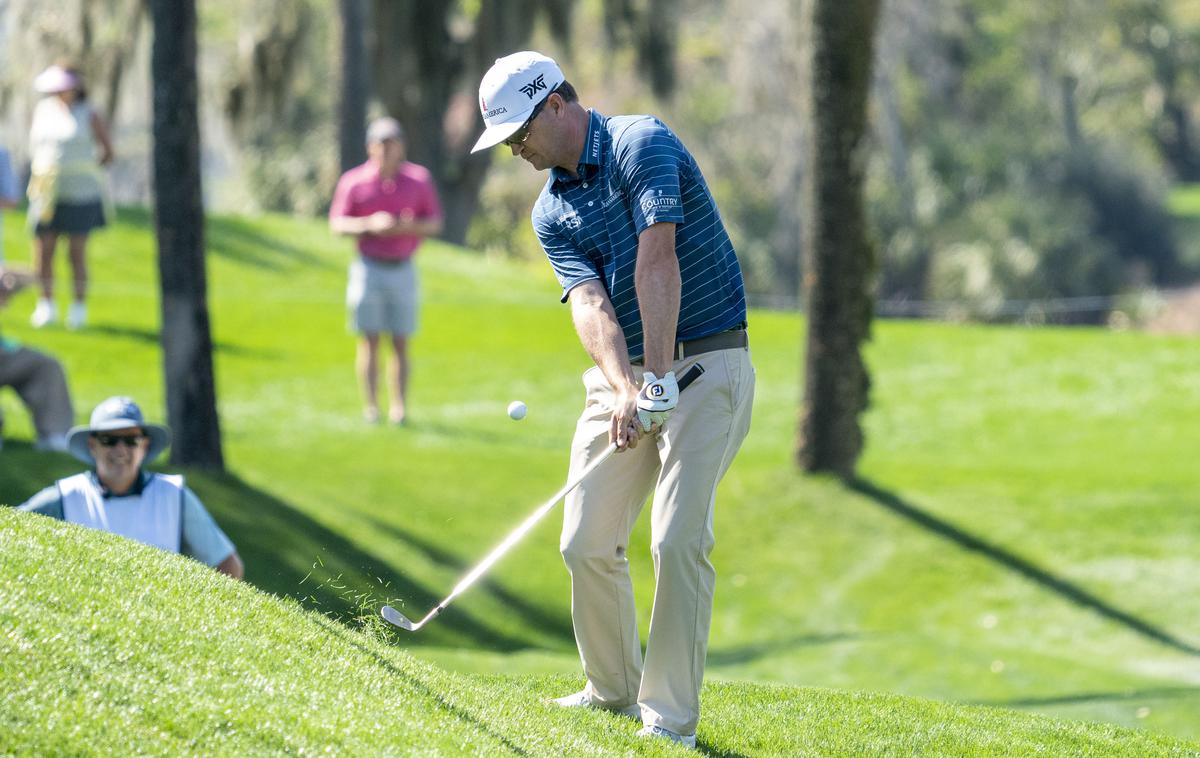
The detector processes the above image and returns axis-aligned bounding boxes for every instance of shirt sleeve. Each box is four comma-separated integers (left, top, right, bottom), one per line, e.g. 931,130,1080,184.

420,174,443,221
16,485,65,519
328,172,357,221
612,117,686,234
0,149,17,202
534,206,600,303
179,488,236,567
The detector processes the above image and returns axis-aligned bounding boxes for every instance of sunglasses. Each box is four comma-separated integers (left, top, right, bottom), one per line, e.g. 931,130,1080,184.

502,96,549,147
93,433,146,448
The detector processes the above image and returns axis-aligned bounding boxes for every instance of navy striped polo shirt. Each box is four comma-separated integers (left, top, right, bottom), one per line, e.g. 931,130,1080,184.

532,110,746,361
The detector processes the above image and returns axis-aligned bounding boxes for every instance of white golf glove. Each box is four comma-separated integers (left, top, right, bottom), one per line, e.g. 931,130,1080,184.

637,371,679,432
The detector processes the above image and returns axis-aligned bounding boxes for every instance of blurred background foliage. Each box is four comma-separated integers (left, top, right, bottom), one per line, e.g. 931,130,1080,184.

2,0,1199,322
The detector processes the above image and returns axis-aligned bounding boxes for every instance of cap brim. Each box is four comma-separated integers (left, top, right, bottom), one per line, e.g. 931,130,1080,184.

66,423,172,465
470,120,525,154
34,70,78,95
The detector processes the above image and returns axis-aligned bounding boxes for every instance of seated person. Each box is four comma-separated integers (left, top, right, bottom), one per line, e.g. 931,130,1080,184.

19,395,244,579
0,266,72,451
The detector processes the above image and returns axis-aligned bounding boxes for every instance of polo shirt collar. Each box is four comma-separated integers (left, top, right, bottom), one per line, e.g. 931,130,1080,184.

550,109,604,189
89,469,150,498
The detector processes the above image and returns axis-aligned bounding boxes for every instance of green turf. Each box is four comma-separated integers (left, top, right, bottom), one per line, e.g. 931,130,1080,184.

2,207,1199,748
3,509,1196,756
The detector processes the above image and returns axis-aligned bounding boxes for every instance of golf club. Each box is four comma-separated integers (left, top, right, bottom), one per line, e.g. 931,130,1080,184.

382,362,706,632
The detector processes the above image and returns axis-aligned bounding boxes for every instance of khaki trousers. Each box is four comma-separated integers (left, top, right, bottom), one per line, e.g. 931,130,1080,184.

560,346,754,736
0,344,74,443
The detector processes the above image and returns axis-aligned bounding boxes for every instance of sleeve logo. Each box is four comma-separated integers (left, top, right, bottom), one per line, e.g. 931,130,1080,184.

640,195,680,214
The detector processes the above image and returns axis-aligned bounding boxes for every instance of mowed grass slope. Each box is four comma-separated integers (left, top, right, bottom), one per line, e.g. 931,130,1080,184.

2,208,1199,745
4,509,1197,756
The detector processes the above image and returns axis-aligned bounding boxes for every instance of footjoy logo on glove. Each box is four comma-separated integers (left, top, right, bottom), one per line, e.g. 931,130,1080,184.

518,74,547,99
651,385,665,397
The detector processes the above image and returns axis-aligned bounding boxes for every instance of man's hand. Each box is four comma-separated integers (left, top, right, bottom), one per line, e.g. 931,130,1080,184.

612,385,644,450
365,210,398,235
0,266,35,308
637,371,679,433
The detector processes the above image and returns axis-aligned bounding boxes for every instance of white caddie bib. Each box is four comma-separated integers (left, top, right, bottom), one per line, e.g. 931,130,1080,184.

58,473,185,553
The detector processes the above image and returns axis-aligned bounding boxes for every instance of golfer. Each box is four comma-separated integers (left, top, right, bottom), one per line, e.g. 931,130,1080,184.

471,51,755,748
18,396,244,579
329,117,443,426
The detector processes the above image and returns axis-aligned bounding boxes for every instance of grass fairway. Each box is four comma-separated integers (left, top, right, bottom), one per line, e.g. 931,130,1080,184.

2,208,1200,748
4,509,1196,756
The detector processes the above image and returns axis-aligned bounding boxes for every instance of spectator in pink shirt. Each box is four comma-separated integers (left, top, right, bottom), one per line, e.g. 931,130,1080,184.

329,118,443,425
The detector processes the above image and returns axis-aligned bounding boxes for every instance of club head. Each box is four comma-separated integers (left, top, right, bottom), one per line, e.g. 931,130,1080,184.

381,605,417,631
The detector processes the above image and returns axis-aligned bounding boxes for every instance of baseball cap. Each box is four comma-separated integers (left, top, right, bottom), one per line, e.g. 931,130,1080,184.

470,51,565,153
367,117,405,144
66,396,171,464
34,65,80,95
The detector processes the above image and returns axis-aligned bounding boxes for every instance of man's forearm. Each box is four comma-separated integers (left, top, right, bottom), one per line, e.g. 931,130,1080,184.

570,281,639,395
330,215,371,236
635,222,681,377
397,217,443,238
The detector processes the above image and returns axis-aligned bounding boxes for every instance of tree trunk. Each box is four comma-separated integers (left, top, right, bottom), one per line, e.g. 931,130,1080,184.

337,0,370,174
149,0,224,469
797,0,880,479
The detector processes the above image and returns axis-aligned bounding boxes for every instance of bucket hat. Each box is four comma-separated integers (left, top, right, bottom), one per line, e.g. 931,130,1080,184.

66,396,171,465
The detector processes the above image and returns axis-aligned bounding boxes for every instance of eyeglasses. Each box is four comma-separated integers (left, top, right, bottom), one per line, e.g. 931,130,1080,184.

93,434,145,448
502,97,549,147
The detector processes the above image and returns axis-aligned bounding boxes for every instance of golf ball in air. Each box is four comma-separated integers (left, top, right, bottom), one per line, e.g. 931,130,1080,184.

507,400,527,420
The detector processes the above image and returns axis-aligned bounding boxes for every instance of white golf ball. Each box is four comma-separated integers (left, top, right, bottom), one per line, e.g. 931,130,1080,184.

507,400,527,420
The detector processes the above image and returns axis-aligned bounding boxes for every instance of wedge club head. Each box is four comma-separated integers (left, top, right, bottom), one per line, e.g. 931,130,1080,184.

381,605,417,631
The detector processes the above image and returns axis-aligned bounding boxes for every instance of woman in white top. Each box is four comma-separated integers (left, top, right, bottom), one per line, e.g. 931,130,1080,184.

26,64,115,330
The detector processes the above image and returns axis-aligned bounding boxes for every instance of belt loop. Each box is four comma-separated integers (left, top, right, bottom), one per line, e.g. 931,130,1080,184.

675,341,685,360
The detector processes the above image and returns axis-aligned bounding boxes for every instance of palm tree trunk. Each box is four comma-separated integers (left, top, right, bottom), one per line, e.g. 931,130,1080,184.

797,0,881,479
150,0,224,469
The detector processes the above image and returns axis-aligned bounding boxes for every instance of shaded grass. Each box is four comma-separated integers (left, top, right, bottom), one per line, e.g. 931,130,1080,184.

3,509,1197,756
1,207,1199,743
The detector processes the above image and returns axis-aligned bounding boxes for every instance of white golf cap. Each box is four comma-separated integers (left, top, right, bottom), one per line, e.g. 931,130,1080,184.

470,51,564,153
34,65,80,95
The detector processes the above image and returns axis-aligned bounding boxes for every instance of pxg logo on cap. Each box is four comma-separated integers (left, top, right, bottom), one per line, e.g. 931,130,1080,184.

471,51,564,153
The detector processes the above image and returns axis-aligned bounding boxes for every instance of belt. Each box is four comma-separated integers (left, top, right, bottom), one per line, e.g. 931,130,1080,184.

673,327,748,359
360,255,412,266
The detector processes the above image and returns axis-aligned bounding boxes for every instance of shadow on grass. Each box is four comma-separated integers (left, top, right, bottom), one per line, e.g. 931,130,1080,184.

207,215,334,271
84,323,278,359
0,441,83,506
850,478,1200,657
708,632,860,667
186,470,554,652
310,615,531,755
0,450,547,652
977,686,1200,708
364,518,575,647
117,206,333,272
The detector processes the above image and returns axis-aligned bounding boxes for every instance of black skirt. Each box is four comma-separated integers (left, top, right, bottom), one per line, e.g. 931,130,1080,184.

34,200,107,235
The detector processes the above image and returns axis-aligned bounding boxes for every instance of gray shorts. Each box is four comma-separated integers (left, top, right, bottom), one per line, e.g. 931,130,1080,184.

346,258,418,336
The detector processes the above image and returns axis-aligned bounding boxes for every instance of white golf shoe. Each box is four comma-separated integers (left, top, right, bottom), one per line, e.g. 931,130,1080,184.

637,724,697,749
67,301,87,330
34,433,69,452
550,690,641,719
30,298,57,328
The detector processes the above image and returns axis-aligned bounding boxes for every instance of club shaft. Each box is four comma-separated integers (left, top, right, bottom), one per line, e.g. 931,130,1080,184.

388,362,706,632
434,442,618,614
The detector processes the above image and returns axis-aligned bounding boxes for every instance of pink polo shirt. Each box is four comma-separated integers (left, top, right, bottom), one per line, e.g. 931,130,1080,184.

329,160,442,262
